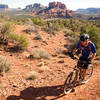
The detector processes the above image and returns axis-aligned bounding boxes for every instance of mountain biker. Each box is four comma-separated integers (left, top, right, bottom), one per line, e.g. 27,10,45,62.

72,34,96,83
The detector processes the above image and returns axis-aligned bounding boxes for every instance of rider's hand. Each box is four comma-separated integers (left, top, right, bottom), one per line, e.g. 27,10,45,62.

70,53,76,59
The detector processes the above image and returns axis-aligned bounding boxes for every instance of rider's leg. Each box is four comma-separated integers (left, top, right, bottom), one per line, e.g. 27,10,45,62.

79,68,82,79
79,68,86,80
81,65,88,83
83,68,87,79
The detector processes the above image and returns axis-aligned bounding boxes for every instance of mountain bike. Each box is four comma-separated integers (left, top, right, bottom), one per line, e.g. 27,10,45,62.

63,56,93,94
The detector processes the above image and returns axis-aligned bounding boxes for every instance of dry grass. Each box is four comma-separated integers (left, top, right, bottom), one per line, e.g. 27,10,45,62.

38,66,49,73
0,55,11,73
26,71,39,80
34,33,43,40
31,49,50,59
24,25,38,35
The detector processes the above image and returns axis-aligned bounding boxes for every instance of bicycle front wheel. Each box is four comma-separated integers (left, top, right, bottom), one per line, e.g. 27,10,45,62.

64,70,78,94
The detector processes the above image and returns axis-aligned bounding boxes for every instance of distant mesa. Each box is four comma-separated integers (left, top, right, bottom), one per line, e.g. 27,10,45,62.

49,1,66,9
24,3,45,11
24,1,77,18
0,2,79,19
77,8,100,15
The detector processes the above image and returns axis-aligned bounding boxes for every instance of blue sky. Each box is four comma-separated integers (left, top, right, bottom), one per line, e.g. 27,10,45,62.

0,0,100,10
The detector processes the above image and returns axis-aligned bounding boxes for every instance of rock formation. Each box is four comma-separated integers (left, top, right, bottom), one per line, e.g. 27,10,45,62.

24,3,45,11
24,2,78,19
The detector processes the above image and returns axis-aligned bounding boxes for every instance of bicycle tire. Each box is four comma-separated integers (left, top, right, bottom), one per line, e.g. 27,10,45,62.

64,69,78,94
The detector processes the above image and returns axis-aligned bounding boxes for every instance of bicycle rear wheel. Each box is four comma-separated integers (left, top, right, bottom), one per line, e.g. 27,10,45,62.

64,70,78,94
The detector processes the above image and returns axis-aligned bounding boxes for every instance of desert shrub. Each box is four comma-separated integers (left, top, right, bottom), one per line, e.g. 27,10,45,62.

24,25,38,35
65,31,73,37
88,27,100,55
17,34,29,50
46,19,84,33
65,31,80,39
95,20,100,27
9,33,29,51
31,49,50,59
53,22,62,31
25,18,34,26
44,26,57,35
46,20,63,32
0,55,11,73
0,22,15,46
32,17,47,26
9,33,20,43
96,48,100,55
1,22,15,37
26,71,38,80
16,20,23,25
34,33,43,40
11,19,22,25
80,25,90,34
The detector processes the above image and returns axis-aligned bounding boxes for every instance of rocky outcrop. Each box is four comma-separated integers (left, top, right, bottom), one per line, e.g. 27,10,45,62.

66,10,78,18
36,8,67,18
36,8,77,19
49,2,66,9
24,2,78,19
24,3,45,11
34,2,69,18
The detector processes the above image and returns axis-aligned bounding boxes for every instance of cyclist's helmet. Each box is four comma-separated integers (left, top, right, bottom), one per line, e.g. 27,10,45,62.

80,34,89,41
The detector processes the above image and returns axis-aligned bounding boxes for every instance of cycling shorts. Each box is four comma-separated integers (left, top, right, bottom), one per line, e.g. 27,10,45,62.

77,57,92,69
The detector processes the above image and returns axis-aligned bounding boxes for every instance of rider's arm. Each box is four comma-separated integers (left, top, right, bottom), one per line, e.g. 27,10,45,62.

72,48,77,55
91,43,96,62
91,53,96,62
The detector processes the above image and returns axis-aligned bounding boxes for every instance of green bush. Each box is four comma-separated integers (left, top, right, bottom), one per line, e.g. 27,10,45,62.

80,25,90,34
9,33,20,43
46,20,64,32
88,27,100,55
95,20,100,27
9,33,29,51
0,55,11,73
25,18,34,26
18,34,29,50
0,22,15,46
32,17,47,26
44,26,57,35
1,23,15,37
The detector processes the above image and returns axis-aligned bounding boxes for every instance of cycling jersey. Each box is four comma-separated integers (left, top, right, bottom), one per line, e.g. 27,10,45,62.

76,40,96,59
